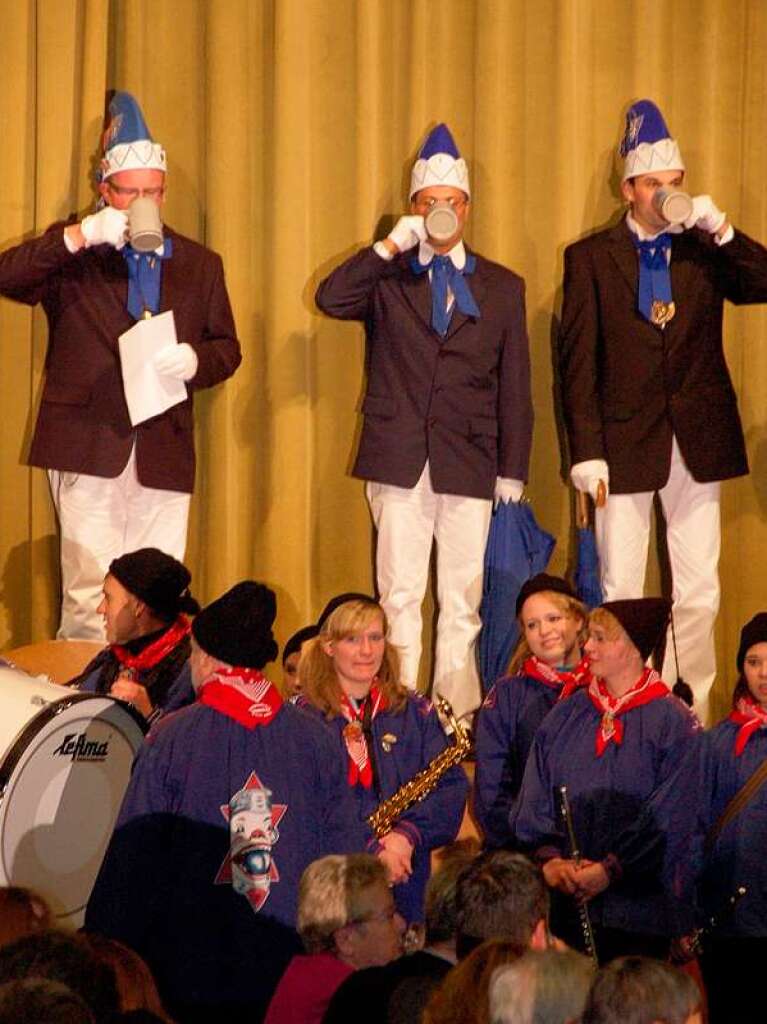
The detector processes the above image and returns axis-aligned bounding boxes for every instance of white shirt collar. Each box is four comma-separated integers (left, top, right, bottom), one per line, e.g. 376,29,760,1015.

625,211,682,241
416,238,466,270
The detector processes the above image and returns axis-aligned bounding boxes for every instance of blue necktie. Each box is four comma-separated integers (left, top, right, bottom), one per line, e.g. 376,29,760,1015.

634,234,673,325
411,252,480,336
122,236,173,320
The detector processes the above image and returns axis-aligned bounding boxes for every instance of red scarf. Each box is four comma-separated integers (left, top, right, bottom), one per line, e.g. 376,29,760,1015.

729,694,767,756
198,667,283,729
340,684,386,789
588,668,669,756
112,615,190,671
521,655,593,701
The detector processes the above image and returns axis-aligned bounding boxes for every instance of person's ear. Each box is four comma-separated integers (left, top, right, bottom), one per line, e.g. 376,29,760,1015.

530,918,549,951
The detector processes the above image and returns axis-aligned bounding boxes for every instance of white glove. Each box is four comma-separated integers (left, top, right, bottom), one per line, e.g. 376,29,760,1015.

80,207,129,250
154,343,198,381
683,195,727,235
570,459,609,503
387,215,427,253
494,477,524,506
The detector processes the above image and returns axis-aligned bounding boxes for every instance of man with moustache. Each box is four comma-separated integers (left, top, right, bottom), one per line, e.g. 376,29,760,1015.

0,91,241,640
316,123,533,724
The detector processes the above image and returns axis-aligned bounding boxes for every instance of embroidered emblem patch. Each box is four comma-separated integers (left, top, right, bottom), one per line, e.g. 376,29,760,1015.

214,771,287,912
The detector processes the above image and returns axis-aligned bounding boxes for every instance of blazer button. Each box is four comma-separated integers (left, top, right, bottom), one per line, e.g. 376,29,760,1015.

428,417,437,428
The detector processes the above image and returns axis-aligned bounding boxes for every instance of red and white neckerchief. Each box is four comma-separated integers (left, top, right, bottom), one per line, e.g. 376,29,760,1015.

729,694,767,756
588,668,669,756
198,667,283,729
112,614,190,671
521,655,593,701
340,684,386,789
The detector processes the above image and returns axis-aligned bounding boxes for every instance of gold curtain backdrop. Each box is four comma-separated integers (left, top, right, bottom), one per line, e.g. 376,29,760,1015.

0,0,765,720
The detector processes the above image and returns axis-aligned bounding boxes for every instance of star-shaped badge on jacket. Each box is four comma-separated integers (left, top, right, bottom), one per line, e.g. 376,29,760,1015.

214,770,288,913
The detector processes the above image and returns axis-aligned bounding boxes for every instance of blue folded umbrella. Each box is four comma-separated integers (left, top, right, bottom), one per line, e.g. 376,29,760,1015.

478,502,556,693
575,525,603,609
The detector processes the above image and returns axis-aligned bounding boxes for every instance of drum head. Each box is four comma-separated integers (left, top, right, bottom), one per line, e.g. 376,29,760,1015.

0,694,145,928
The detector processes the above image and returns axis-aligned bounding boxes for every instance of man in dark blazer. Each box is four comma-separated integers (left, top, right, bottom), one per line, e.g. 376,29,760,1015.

0,92,241,640
316,124,533,722
560,99,767,719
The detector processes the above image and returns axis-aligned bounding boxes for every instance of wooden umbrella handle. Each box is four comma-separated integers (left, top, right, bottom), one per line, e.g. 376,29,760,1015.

576,480,607,527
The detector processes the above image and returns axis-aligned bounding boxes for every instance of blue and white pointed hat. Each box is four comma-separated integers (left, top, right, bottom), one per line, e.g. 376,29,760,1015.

99,91,167,181
409,123,470,199
620,99,684,182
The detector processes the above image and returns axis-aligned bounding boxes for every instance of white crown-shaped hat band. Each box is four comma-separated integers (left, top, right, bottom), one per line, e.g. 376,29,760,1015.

102,140,167,179
410,154,470,199
623,138,684,181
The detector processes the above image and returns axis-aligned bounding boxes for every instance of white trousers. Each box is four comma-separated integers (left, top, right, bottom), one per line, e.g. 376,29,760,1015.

48,446,191,641
367,464,492,723
595,438,720,722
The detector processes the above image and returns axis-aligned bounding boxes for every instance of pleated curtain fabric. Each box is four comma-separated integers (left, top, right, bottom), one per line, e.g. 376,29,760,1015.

0,0,765,720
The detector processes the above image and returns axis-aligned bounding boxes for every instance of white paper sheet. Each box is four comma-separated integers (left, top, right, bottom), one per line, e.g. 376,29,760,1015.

118,311,187,426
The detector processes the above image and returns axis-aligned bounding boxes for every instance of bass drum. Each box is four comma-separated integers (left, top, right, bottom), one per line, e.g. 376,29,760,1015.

0,660,145,928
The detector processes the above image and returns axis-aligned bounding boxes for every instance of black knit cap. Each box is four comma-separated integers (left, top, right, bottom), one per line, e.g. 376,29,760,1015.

515,573,577,618
109,547,199,620
317,592,377,631
282,624,319,664
737,613,767,672
192,581,278,669
601,597,671,662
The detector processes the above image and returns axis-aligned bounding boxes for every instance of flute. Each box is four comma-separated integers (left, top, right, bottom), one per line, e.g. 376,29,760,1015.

558,785,598,964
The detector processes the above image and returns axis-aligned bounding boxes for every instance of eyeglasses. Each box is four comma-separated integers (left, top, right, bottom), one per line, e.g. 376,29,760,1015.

350,905,398,927
107,182,165,200
413,195,468,210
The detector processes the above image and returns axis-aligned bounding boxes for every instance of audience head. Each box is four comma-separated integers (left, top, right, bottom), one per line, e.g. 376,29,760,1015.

455,851,549,959
0,931,119,1023
99,547,199,643
511,575,586,673
0,978,95,1024
0,888,50,948
733,611,767,707
489,947,595,1024
190,581,278,688
281,624,319,696
581,956,701,1024
425,939,523,1024
424,839,481,951
301,598,406,716
298,853,404,969
80,935,170,1020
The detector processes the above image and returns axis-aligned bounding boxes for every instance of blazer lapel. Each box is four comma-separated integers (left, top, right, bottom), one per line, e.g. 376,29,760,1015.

606,220,638,293
445,248,484,341
400,263,434,332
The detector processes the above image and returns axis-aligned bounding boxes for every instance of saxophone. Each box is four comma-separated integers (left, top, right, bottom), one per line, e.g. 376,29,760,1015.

367,696,471,839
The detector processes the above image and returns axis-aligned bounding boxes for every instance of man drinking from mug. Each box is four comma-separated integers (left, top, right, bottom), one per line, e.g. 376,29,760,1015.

559,98,767,721
316,123,533,725
0,91,241,640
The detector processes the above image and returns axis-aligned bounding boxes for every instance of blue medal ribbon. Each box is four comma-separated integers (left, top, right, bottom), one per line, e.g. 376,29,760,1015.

122,236,173,320
633,234,672,325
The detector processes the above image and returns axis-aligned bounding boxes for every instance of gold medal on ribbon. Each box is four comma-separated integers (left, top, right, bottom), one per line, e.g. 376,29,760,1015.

650,300,675,327
343,721,363,743
601,711,615,742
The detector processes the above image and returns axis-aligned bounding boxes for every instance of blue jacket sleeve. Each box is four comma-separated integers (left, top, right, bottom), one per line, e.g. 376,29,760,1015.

390,703,468,852
474,682,519,847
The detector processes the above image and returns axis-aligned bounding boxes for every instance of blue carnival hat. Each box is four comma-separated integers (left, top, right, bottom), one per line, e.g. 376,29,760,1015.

410,122,470,199
620,99,684,182
99,91,167,181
